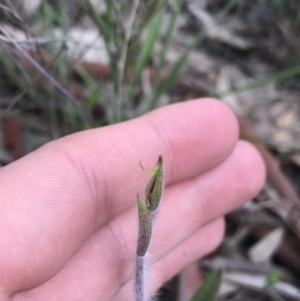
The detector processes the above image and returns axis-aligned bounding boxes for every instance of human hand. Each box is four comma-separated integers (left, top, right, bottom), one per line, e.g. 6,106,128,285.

0,99,265,300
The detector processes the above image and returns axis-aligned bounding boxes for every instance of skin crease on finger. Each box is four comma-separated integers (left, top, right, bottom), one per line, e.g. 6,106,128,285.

13,141,265,301
0,98,241,297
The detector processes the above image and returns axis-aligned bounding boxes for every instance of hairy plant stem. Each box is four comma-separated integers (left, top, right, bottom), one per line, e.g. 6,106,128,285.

136,255,145,301
136,156,163,301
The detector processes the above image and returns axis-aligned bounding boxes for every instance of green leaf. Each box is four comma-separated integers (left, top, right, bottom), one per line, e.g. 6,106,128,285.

145,0,184,111
145,156,164,213
266,270,281,288
216,65,300,98
131,6,165,88
146,0,239,111
86,0,111,45
190,268,223,301
136,195,153,256
85,0,118,75
155,30,205,101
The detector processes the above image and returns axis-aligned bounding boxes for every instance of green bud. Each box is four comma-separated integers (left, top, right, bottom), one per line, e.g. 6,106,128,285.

136,194,153,256
145,156,164,213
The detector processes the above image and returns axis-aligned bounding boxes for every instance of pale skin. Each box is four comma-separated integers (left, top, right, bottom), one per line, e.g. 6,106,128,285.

0,98,266,300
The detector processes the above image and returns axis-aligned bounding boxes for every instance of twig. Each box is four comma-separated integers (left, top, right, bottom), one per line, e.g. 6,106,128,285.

0,26,96,127
224,272,300,299
0,35,67,45
202,257,271,274
2,1,35,35
0,43,33,85
0,44,67,119
239,118,300,238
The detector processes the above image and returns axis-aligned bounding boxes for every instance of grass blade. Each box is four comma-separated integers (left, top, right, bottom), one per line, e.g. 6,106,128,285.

145,0,184,111
146,0,239,111
85,0,118,80
190,268,223,301
131,4,165,88
85,0,112,47
155,30,206,101
217,65,300,97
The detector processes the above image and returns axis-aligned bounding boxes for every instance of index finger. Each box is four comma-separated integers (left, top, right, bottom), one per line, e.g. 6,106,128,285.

46,98,239,221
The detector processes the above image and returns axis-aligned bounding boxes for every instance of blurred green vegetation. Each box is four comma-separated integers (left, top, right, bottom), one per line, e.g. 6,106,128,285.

0,0,300,131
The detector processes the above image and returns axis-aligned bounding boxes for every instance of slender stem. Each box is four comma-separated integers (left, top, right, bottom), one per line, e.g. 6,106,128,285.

136,255,145,301
0,26,96,127
116,0,140,122
0,45,66,118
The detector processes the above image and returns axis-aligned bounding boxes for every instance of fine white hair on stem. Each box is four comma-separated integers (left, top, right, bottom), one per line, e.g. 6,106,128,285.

136,255,145,301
